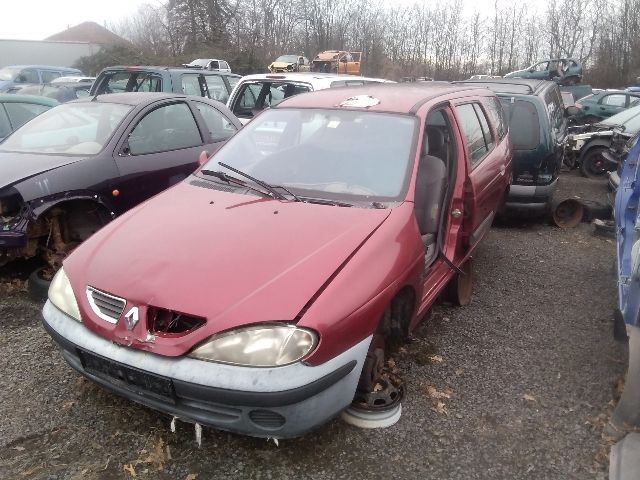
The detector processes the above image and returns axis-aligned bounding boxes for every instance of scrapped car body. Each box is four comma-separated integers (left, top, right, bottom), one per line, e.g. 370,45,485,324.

226,72,393,124
182,59,232,73
0,65,83,92
575,90,640,123
504,58,582,85
311,51,362,75
42,83,512,438
0,94,58,141
9,82,93,103
611,136,640,435
0,93,241,270
455,79,568,215
565,105,640,178
90,66,241,103
268,55,310,73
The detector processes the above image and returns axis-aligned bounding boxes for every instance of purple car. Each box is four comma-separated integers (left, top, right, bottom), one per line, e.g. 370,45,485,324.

0,92,241,287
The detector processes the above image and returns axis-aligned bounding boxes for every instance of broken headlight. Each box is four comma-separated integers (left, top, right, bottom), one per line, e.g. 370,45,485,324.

49,268,81,322
189,324,318,367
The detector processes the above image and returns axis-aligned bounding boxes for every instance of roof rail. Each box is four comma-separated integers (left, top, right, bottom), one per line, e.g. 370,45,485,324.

453,79,536,94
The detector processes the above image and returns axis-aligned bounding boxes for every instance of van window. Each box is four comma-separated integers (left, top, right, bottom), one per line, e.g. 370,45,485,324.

544,87,564,130
204,75,228,102
455,103,488,166
98,72,162,94
182,74,202,96
499,98,540,150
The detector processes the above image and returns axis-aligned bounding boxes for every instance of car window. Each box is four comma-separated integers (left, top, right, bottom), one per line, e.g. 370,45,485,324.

455,103,488,165
15,68,39,84
210,61,220,70
135,74,162,92
4,102,51,130
602,94,626,107
194,102,238,142
182,74,202,96
203,74,228,102
0,105,11,138
234,82,310,117
533,62,549,72
227,76,240,89
220,61,229,70
483,97,508,140
41,71,61,83
128,102,202,155
0,102,132,155
545,87,565,130
473,103,494,151
100,72,131,94
499,98,540,150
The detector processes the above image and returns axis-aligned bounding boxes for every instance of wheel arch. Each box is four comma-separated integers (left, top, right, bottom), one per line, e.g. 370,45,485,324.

578,139,611,162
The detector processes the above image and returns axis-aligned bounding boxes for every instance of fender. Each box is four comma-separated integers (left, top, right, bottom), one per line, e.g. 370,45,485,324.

578,138,612,163
29,191,117,220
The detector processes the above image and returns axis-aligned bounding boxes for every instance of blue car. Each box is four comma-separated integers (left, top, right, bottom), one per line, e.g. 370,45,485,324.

612,135,640,433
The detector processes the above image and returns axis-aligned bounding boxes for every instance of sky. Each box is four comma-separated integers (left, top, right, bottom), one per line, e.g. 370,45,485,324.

0,0,539,41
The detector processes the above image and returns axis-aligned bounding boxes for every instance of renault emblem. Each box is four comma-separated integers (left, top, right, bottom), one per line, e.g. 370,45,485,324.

124,307,140,331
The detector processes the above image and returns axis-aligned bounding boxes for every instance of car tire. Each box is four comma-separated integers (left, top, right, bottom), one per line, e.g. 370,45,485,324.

28,267,50,302
444,258,473,306
580,147,610,179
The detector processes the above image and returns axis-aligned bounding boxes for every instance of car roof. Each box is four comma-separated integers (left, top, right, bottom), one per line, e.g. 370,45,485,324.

100,66,240,77
235,72,393,88
0,94,59,106
277,83,493,114
453,78,554,96
72,92,191,106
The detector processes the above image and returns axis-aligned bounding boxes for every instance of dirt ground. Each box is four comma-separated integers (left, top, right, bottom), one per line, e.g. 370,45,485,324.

0,171,626,480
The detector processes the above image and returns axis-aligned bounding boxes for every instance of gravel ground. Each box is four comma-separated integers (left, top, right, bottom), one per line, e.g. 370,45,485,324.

0,171,626,480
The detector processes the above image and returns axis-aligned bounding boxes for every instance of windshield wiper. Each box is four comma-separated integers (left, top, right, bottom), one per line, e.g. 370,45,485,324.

200,169,272,198
218,162,286,200
299,197,354,207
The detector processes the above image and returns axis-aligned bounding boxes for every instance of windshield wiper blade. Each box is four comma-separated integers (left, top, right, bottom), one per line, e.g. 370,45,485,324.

299,197,353,207
218,162,286,200
200,169,272,198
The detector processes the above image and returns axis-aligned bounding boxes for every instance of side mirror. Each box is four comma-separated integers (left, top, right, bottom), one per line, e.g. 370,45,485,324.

198,150,210,166
565,106,581,117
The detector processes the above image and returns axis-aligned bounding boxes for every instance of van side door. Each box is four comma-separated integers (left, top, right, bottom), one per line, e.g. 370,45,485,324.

453,100,506,248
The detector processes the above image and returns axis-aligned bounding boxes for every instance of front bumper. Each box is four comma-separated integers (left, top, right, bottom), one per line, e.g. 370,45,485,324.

504,179,558,215
42,301,370,438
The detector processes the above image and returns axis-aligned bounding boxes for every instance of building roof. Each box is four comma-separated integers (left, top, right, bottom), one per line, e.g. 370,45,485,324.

44,22,129,46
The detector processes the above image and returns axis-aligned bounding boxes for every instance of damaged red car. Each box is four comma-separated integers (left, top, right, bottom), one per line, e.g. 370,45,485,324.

42,84,512,438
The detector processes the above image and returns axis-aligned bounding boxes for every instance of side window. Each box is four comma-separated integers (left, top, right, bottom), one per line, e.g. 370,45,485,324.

602,94,626,107
128,103,202,155
15,69,39,84
182,74,202,96
41,71,61,83
455,103,488,166
0,105,11,138
484,97,508,140
473,103,494,151
544,87,564,129
236,84,260,112
101,72,133,94
210,61,220,70
194,102,238,142
4,103,50,130
204,75,228,102
134,74,162,92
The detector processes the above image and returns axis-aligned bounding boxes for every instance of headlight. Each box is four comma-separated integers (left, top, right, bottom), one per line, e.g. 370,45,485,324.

49,268,81,322
189,324,317,367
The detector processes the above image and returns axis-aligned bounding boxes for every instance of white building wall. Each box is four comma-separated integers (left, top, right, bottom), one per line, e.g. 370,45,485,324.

0,39,101,70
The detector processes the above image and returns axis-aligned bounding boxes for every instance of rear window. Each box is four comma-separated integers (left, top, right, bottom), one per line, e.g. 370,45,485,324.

96,72,162,95
499,98,540,150
483,97,508,140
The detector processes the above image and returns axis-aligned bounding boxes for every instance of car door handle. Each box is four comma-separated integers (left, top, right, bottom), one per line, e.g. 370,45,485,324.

499,165,506,176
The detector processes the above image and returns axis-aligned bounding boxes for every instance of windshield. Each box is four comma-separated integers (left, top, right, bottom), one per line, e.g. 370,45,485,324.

0,67,20,81
0,102,132,155
188,59,210,67
602,105,640,133
275,55,299,63
201,108,417,202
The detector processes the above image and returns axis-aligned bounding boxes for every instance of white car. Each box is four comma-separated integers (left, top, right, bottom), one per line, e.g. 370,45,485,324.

184,59,232,73
50,76,95,84
226,72,394,124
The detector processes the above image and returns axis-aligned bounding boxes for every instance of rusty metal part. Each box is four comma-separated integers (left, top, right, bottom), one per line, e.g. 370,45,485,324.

353,346,405,411
552,198,584,228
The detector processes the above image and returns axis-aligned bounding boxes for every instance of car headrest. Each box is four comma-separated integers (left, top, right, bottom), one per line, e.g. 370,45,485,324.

425,127,445,155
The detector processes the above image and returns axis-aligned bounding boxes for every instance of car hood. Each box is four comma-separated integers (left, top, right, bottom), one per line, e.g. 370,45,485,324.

0,151,84,191
65,180,391,355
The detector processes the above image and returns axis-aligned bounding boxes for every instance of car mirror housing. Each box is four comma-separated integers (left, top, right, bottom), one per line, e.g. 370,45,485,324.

198,150,210,166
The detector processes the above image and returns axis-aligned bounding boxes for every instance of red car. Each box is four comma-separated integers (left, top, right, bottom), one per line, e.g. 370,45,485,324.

42,84,512,438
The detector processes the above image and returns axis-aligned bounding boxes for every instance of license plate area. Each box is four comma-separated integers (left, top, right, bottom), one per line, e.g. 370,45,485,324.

78,349,176,404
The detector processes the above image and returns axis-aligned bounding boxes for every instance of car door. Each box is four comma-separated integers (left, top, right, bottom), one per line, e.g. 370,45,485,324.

453,100,505,249
111,100,209,209
599,93,628,117
190,99,240,155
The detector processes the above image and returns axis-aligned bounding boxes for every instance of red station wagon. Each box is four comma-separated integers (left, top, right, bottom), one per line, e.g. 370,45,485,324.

42,84,512,438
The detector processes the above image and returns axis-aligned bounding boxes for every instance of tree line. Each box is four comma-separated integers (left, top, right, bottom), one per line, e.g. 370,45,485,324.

81,0,640,87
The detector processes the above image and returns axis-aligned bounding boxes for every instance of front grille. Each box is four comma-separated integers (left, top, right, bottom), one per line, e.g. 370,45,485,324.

86,286,126,323
248,409,286,429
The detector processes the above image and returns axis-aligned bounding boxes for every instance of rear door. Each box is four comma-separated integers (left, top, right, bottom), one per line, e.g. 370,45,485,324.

599,93,628,117
453,100,505,248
